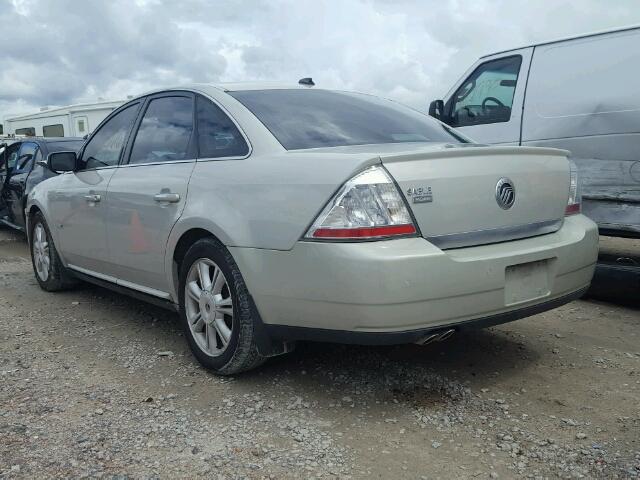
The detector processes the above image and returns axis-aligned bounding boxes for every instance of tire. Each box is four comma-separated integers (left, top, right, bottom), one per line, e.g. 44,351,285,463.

29,212,78,292
178,237,266,375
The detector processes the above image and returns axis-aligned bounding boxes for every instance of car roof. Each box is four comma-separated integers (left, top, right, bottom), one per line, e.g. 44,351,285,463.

481,23,640,58
126,82,314,102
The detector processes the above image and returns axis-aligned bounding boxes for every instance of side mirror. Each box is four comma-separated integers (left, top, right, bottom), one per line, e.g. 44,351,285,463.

428,99,445,120
47,151,77,173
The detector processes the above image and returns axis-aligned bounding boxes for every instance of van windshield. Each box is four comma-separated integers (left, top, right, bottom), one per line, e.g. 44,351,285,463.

229,89,469,150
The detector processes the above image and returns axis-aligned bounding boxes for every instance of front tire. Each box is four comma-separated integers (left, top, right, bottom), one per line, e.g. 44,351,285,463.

30,212,78,291
178,237,266,375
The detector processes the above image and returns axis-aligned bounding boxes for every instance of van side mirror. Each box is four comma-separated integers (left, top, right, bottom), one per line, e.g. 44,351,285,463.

47,151,77,173
428,99,445,120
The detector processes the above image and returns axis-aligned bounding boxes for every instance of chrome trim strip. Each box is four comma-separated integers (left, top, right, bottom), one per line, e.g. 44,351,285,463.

67,264,172,300
426,219,563,250
67,264,118,283
117,279,172,300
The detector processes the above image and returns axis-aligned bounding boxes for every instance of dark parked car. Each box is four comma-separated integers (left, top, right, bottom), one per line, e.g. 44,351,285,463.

0,137,84,231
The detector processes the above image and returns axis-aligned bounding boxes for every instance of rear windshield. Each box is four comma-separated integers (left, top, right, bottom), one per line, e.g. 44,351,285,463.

47,141,84,153
229,89,469,150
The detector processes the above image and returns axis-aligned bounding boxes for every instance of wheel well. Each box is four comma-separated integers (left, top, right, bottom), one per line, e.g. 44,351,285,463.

171,228,218,292
26,206,42,236
173,228,217,268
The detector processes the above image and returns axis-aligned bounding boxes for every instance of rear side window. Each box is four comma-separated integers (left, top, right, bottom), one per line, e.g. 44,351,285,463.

80,103,139,169
196,96,248,158
448,56,522,127
129,96,194,164
230,89,467,150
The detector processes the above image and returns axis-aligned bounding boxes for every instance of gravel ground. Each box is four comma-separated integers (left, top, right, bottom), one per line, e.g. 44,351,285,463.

0,227,638,479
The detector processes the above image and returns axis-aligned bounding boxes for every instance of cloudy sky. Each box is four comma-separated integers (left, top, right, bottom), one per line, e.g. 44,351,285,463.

1,0,639,120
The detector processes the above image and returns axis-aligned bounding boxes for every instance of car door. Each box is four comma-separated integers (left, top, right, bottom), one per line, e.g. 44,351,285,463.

441,48,532,144
105,92,196,295
5,142,39,228
0,142,21,219
47,102,141,276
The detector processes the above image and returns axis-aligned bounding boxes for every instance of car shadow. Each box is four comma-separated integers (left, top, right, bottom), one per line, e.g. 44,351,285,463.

76,282,542,405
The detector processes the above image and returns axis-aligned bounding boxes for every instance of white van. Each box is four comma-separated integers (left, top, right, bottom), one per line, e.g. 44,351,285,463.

428,25,640,238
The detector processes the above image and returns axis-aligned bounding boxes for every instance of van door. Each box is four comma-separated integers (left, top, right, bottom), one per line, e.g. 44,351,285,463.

440,48,532,144
105,93,196,296
521,28,640,236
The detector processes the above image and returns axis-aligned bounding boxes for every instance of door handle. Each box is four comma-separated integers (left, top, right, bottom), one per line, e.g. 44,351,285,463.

154,193,180,203
84,194,101,203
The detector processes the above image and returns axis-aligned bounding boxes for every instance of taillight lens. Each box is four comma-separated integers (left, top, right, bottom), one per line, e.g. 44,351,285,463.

565,160,581,215
305,166,417,240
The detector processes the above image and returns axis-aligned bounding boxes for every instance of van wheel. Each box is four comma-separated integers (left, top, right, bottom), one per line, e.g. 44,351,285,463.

30,212,78,291
178,237,266,375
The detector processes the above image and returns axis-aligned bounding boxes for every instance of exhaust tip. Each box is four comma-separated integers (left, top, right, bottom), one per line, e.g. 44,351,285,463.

437,329,455,342
414,333,439,345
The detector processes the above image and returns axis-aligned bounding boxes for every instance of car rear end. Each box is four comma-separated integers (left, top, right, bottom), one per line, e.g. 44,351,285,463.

224,88,598,343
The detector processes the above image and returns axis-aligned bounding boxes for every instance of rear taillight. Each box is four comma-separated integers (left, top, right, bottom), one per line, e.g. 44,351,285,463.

565,160,581,216
305,166,417,240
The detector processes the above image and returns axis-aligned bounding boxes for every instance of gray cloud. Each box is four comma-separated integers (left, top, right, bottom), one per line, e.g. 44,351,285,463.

2,0,639,120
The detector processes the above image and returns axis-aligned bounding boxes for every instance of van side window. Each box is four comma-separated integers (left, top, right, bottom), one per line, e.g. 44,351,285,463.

196,96,249,158
449,56,522,127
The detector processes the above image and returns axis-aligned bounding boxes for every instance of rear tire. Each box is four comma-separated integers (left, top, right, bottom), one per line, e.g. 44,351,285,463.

29,212,78,291
178,237,266,375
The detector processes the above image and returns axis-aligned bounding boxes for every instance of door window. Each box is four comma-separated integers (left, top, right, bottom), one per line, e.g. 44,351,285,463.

79,103,140,170
196,96,249,158
15,143,38,173
449,56,522,127
128,96,194,164
5,144,21,170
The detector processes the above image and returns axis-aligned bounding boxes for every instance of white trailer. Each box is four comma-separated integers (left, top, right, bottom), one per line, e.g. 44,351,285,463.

2,99,124,138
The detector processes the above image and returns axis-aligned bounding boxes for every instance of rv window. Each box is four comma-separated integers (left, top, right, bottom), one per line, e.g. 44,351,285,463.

15,127,36,136
43,124,64,137
449,56,522,127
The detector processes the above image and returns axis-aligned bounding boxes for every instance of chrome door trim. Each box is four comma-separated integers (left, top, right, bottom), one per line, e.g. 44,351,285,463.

67,264,172,300
68,264,118,283
117,279,172,300
426,219,563,250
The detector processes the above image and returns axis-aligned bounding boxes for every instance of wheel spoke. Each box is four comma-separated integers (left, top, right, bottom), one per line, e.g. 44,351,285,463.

214,317,231,345
187,281,202,301
190,311,204,329
198,262,212,292
212,268,225,294
216,296,232,307
206,324,218,350
216,305,233,318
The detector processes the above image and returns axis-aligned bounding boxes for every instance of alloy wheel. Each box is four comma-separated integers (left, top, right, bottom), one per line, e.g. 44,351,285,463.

33,223,50,282
184,258,234,357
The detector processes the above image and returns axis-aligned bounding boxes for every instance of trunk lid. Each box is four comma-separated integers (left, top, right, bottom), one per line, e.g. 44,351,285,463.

381,145,570,249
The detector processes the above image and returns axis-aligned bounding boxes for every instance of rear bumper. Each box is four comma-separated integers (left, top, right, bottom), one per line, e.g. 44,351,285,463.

230,214,598,341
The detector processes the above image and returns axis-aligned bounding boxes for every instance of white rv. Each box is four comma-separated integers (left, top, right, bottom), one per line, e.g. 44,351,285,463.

3,100,124,138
